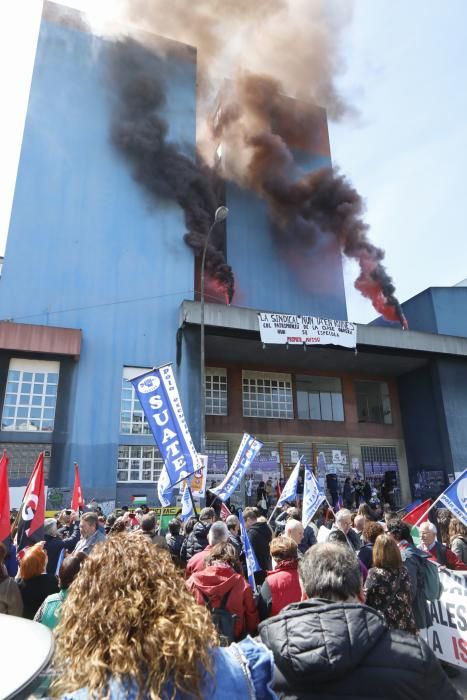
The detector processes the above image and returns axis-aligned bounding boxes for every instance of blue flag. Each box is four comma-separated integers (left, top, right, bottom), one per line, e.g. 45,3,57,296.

180,483,194,522
131,365,199,487
302,464,325,528
210,433,263,502
157,465,173,508
277,457,302,507
439,470,467,528
238,510,260,590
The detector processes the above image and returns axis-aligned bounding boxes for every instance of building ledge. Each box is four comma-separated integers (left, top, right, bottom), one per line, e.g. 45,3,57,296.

0,321,81,359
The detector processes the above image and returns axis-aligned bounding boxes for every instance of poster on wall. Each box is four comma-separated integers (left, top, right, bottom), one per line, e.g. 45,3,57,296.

258,312,357,348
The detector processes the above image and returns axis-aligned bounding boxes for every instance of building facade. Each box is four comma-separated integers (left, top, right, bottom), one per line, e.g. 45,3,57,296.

1,4,466,510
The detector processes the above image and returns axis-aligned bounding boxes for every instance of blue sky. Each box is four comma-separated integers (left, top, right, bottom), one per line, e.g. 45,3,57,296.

0,1,466,323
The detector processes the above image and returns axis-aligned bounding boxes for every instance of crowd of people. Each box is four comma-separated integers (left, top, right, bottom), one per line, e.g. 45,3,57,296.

0,495,466,698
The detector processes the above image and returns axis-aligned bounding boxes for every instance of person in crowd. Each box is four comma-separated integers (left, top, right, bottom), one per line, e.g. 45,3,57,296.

135,513,168,548
186,542,258,642
357,502,378,522
165,518,185,563
326,473,339,509
358,521,385,569
43,518,66,576
17,542,59,619
259,543,461,699
273,503,291,535
353,479,363,507
72,512,106,556
34,555,82,630
180,515,198,563
258,536,302,620
185,521,229,577
285,506,316,553
419,520,467,570
256,481,268,515
57,509,76,538
436,508,452,545
0,541,23,616
104,514,117,535
184,507,215,562
328,509,360,551
362,479,372,504
226,515,243,559
4,527,18,577
284,519,304,555
364,533,416,634
51,535,275,699
449,517,467,565
328,528,368,582
387,520,432,630
352,513,365,546
343,477,355,509
243,507,273,583
265,478,273,509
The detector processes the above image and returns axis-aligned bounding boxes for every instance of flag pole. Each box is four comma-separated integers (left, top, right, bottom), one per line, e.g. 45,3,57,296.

187,486,198,519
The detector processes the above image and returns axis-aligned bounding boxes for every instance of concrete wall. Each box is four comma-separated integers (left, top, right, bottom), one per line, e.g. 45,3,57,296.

0,16,197,497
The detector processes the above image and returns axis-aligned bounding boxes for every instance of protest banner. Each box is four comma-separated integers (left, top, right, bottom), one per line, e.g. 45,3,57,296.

426,569,467,668
131,365,199,487
210,433,263,502
258,312,357,348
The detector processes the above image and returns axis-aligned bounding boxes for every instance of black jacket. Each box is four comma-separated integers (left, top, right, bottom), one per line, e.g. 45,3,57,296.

18,574,59,620
259,598,461,700
247,521,272,572
165,533,184,559
44,534,66,576
184,521,210,561
298,525,316,555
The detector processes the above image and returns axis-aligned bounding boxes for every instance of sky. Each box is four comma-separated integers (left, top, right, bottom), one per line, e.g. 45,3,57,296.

0,0,466,323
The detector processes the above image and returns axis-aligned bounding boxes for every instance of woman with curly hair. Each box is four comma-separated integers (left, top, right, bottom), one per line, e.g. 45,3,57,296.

51,534,275,699
449,517,467,564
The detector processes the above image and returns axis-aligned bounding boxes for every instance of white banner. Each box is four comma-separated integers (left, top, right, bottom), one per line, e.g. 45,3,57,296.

426,569,467,668
258,312,357,348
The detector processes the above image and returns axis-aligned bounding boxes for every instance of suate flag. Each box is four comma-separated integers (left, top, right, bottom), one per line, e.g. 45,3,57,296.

0,451,10,543
238,509,260,590
302,465,325,528
439,470,467,528
276,457,302,507
71,463,85,511
16,452,46,557
180,483,195,522
210,433,263,502
157,465,173,508
401,498,432,527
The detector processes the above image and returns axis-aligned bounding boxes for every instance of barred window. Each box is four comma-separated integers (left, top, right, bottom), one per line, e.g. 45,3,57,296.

242,370,293,419
206,368,228,416
1,359,59,432
120,367,151,435
117,445,163,482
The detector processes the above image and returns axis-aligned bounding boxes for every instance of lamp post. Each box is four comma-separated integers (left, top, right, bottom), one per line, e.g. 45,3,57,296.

200,206,229,455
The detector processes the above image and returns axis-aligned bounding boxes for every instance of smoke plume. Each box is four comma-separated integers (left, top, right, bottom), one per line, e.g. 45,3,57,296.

99,0,405,322
109,40,234,302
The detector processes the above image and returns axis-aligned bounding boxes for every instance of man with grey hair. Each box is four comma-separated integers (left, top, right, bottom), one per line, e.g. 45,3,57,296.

284,519,304,553
419,520,466,570
43,517,66,575
185,521,229,577
328,508,361,551
259,543,460,699
73,512,106,556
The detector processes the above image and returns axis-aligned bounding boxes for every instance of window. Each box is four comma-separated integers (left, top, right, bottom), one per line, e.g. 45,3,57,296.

242,371,293,419
355,381,392,424
296,375,344,422
1,359,59,432
206,368,228,416
120,367,151,435
117,445,163,482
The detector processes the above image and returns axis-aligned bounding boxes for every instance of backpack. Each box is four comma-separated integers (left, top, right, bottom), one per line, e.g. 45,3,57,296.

417,556,442,601
201,589,237,646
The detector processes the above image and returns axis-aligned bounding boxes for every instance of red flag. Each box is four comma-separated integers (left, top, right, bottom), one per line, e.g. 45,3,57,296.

71,463,85,511
219,502,231,521
16,452,45,556
401,498,432,526
0,451,10,543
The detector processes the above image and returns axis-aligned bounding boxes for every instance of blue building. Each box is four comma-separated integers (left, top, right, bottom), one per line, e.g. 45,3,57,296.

1,3,466,510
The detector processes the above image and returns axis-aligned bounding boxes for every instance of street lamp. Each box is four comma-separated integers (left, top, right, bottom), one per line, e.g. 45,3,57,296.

200,206,229,454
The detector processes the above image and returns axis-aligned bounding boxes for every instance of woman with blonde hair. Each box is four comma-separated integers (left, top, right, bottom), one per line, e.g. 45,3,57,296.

364,533,416,634
449,518,467,564
17,542,58,619
51,534,275,699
